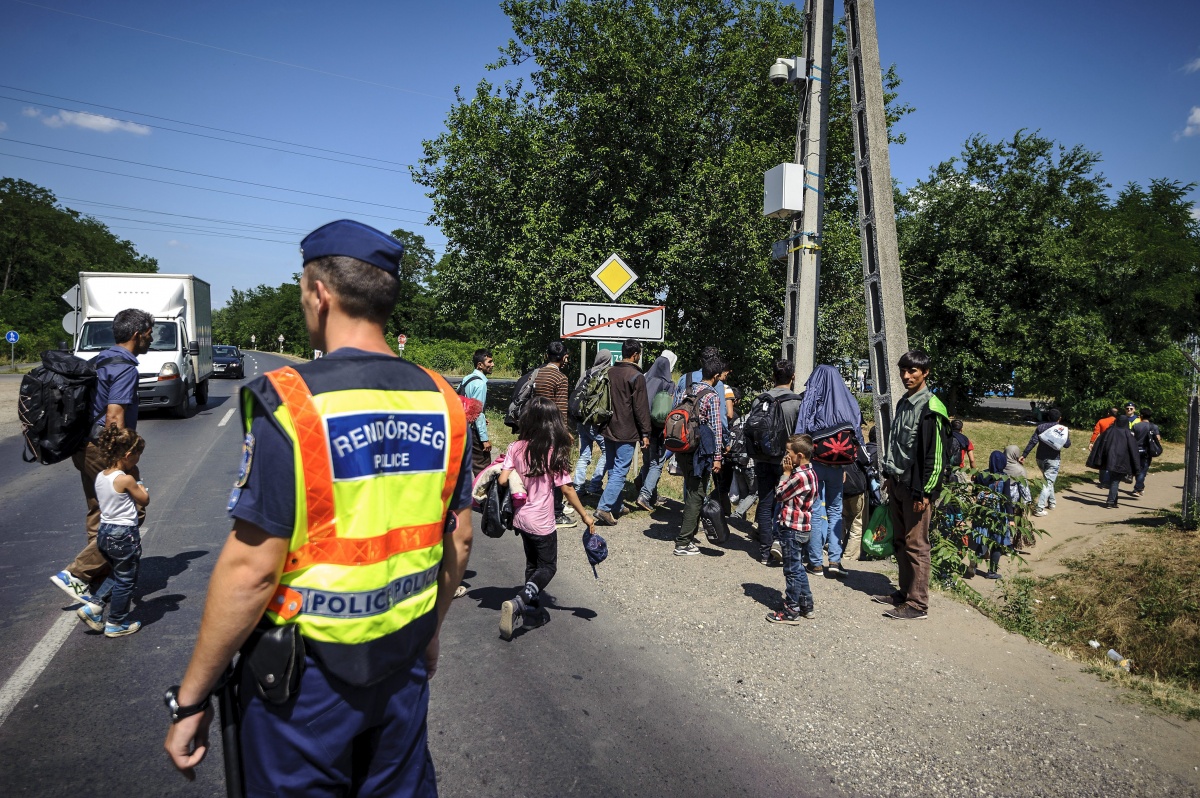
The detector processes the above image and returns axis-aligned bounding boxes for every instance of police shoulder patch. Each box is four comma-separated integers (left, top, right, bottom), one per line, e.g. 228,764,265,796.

235,432,255,488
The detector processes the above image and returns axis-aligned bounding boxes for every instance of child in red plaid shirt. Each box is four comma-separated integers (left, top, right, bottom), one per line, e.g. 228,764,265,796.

766,435,817,624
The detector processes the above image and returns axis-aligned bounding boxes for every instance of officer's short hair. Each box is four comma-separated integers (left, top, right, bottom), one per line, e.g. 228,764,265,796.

304,256,400,327
113,309,153,344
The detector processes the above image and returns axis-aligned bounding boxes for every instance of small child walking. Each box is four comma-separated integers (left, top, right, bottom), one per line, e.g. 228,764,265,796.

76,425,150,637
499,396,595,640
766,434,817,624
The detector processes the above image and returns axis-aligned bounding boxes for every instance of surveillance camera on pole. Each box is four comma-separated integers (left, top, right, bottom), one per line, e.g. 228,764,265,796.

768,57,801,87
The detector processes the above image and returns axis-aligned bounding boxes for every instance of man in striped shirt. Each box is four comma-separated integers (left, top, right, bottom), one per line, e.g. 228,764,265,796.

673,352,724,555
533,341,575,527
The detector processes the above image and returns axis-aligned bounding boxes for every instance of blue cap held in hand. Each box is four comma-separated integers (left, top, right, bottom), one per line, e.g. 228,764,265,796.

582,529,608,578
300,220,404,275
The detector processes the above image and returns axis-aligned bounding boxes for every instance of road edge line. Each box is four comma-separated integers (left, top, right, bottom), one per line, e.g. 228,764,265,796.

0,611,76,728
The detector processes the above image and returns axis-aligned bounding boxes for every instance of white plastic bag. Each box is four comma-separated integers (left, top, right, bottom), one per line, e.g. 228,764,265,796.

1038,424,1069,451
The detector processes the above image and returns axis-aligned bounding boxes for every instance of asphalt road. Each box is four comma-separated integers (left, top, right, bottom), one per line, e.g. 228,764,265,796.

0,352,829,798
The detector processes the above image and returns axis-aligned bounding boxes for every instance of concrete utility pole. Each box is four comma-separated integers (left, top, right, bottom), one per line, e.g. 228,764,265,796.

782,0,834,386
844,0,909,447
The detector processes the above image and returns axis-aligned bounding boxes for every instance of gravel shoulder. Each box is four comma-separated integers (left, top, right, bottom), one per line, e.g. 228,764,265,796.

580,494,1199,797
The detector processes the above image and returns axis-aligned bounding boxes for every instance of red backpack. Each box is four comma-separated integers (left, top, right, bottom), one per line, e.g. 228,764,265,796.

663,384,716,453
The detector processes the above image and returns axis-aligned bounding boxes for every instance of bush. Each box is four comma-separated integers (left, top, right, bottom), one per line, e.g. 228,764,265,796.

391,337,517,377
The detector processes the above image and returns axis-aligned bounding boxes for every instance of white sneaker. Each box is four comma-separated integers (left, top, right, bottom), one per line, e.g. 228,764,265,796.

50,570,90,602
1034,508,1048,517
563,505,576,516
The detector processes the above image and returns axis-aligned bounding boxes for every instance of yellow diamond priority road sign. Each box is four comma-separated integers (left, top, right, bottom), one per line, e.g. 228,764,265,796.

591,254,638,301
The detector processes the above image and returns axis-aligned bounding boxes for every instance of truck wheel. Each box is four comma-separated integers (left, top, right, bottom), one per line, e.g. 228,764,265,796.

195,379,209,406
172,384,191,418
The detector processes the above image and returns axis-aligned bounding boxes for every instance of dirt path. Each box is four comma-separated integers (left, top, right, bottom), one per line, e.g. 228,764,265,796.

577,459,1199,796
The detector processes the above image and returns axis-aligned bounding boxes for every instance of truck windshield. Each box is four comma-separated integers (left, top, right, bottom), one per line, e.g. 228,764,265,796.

77,321,180,352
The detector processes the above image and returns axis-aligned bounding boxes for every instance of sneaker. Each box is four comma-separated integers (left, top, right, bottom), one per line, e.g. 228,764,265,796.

555,513,578,528
50,570,90,602
635,497,654,512
768,542,783,566
104,620,141,637
871,592,903,606
766,605,804,625
563,505,577,516
984,571,1002,580
76,603,105,632
499,596,525,641
522,606,549,629
594,510,618,526
883,604,927,621
1034,508,1048,517
1104,502,1118,509
673,542,700,556
1131,491,1143,498
805,564,823,575
1047,503,1056,510
453,585,468,599
826,561,849,578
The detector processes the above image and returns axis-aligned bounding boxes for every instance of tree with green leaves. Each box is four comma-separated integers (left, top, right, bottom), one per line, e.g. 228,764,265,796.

0,177,157,359
898,132,1199,435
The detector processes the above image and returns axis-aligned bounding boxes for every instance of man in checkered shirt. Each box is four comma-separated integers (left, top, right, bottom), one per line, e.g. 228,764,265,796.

766,434,817,624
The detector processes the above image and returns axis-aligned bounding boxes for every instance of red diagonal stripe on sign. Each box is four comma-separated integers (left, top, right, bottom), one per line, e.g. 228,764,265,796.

564,306,665,338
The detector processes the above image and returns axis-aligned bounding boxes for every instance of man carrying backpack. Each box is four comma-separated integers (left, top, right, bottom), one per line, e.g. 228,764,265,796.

50,308,153,605
571,349,614,496
748,359,802,565
672,351,724,555
529,341,575,528
594,340,651,526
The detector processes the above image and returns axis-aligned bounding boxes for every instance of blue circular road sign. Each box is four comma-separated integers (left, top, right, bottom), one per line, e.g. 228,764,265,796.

4,330,17,344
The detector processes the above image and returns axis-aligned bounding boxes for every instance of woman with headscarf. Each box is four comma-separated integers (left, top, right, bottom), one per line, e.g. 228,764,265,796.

970,449,1028,579
634,350,677,511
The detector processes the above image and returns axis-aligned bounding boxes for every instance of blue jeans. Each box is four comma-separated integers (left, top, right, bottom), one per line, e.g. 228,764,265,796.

807,462,845,567
777,524,813,610
95,522,141,624
573,424,607,492
637,435,669,502
1036,458,1060,510
597,442,635,514
754,461,783,559
1134,453,1150,493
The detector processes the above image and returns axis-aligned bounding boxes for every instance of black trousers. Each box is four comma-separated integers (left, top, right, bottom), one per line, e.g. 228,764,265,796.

518,528,558,602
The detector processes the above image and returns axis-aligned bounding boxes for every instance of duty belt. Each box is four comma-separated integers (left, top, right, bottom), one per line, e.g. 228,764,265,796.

270,564,440,620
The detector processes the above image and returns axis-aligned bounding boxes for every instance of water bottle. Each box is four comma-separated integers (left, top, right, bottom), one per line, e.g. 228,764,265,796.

1107,649,1131,672
511,491,527,511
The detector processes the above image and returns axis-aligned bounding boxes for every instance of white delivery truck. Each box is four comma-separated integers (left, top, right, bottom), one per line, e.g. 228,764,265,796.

73,272,213,418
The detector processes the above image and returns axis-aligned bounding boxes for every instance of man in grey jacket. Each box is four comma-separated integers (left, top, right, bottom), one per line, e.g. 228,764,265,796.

595,339,651,525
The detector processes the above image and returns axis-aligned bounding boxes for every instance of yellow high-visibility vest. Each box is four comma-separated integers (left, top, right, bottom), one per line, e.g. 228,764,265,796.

243,362,465,679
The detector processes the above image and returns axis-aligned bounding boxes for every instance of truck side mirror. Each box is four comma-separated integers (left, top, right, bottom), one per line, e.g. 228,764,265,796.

188,341,200,356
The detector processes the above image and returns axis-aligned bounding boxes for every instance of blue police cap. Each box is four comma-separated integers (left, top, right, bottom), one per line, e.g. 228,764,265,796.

300,220,404,275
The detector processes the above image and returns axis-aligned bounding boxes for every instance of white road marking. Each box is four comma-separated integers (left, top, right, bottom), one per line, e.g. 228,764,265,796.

218,408,237,427
0,613,75,728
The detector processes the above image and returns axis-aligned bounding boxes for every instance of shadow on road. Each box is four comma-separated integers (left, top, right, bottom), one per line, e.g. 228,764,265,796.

138,550,208,596
462,585,598,623
831,567,893,598
741,581,781,608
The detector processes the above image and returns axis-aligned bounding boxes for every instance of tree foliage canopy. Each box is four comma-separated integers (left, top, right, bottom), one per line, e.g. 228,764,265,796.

0,177,157,358
899,131,1200,435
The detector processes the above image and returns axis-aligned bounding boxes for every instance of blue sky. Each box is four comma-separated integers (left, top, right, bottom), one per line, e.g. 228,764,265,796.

1,0,1197,312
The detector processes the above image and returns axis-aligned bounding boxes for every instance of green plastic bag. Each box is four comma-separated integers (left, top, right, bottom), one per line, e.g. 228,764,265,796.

861,504,894,560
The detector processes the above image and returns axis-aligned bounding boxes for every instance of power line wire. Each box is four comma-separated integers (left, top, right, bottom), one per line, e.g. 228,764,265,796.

0,94,413,174
104,224,294,244
9,1,451,101
0,136,426,212
59,198,311,235
0,85,412,167
0,149,432,224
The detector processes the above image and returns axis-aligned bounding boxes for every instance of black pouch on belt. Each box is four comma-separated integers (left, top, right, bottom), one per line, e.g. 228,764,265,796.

241,624,305,705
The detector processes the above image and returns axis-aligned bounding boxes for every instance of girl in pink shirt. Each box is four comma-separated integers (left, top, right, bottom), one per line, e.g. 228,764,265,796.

499,397,594,640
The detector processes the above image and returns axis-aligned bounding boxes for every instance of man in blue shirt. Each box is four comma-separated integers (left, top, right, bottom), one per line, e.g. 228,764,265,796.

50,308,153,604
459,348,493,476
674,345,731,433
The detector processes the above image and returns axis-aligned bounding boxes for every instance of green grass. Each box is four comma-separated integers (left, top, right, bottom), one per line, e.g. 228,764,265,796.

960,516,1200,720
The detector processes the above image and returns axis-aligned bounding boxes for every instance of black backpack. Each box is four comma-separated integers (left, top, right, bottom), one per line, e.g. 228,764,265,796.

949,431,969,468
19,351,130,465
744,390,801,459
456,374,482,396
504,368,540,431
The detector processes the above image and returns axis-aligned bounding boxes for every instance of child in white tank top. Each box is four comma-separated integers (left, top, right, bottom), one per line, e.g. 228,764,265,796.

77,426,150,638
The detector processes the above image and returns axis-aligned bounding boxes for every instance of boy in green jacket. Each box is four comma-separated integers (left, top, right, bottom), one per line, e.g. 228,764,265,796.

873,350,949,620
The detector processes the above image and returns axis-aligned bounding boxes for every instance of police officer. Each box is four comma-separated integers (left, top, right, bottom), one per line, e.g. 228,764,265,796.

164,220,473,796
